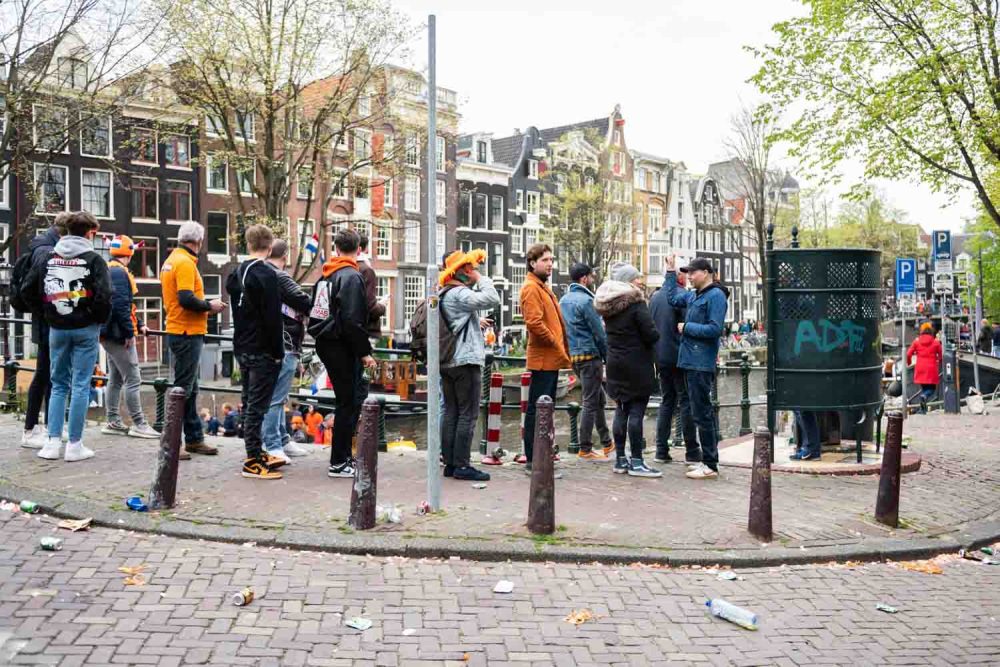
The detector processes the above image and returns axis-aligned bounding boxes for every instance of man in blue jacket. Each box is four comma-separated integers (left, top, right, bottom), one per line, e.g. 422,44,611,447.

559,262,611,460
665,256,729,480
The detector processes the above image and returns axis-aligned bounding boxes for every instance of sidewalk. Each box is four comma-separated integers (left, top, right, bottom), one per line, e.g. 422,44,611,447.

1,412,999,565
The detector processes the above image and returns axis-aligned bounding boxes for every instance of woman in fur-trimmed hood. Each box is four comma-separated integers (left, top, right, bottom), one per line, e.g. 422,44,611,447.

594,262,661,477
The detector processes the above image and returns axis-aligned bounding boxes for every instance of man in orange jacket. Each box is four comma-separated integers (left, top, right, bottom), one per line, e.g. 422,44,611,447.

519,243,571,472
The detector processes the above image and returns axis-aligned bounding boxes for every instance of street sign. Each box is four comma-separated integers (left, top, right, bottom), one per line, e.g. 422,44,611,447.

933,230,952,260
895,258,917,297
957,272,969,291
936,259,953,273
934,272,954,295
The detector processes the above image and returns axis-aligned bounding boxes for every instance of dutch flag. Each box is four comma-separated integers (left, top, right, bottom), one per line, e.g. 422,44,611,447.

304,234,319,255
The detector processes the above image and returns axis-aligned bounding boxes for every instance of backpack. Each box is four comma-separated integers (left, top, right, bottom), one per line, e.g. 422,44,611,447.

10,251,37,313
307,276,340,341
409,285,473,364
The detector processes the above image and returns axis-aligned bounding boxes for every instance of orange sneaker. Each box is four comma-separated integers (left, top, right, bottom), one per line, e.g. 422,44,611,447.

263,453,288,470
602,443,615,457
242,457,283,479
578,449,607,461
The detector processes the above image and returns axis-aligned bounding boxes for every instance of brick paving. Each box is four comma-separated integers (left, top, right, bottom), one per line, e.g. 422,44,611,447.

0,411,998,554
1,511,999,666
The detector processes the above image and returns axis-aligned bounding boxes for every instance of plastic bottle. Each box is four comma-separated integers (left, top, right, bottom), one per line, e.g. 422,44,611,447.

706,599,758,630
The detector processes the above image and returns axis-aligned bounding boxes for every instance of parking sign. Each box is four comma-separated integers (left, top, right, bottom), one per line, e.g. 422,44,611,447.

895,258,916,297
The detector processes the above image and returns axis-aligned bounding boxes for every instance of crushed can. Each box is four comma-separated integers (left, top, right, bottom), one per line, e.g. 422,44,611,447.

39,536,62,551
20,500,40,514
231,587,255,606
417,501,431,516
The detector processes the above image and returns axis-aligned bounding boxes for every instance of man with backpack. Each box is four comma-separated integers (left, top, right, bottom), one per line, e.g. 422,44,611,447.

436,249,500,481
308,228,377,479
22,211,112,462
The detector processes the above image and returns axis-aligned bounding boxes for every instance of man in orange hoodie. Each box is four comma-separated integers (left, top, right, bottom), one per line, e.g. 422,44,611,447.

520,243,571,472
308,228,377,479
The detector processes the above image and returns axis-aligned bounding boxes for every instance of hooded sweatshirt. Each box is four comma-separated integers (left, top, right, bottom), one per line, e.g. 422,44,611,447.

23,235,112,330
308,255,371,358
226,257,284,360
665,272,730,372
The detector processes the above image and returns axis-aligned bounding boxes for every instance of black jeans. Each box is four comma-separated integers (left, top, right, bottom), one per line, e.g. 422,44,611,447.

238,353,281,459
441,364,481,469
656,364,698,461
169,334,205,445
523,369,559,463
573,359,610,450
613,397,649,460
685,369,719,471
318,342,360,466
793,410,821,457
25,339,50,431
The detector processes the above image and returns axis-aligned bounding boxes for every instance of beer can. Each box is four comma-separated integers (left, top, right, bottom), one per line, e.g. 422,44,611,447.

20,500,39,514
417,501,431,516
231,587,255,606
39,536,62,551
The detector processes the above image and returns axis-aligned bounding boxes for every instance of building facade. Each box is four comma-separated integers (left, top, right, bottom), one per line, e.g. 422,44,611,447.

631,151,671,287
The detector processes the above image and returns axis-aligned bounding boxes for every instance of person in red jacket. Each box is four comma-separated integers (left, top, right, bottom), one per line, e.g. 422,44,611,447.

907,322,942,414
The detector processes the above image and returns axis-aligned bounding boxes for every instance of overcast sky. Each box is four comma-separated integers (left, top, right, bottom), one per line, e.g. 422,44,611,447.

392,0,977,234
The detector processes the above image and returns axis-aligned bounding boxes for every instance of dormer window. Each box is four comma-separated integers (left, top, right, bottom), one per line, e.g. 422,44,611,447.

476,140,487,163
57,57,87,88
528,159,538,179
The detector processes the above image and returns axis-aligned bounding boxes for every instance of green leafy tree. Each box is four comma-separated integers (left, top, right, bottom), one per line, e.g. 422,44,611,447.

825,187,922,278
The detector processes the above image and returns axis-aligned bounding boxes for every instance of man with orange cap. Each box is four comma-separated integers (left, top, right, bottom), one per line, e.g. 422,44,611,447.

100,235,160,439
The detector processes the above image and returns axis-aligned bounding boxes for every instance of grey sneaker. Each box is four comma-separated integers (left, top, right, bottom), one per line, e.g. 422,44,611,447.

628,459,662,478
128,424,161,439
101,420,129,436
283,441,310,457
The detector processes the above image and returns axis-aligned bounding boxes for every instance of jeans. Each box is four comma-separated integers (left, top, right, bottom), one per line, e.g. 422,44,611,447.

573,359,610,450
441,364,481,469
318,342,360,465
103,339,147,426
793,410,821,457
262,352,299,453
656,365,698,461
613,397,649,460
523,369,560,463
238,353,281,459
685,369,719,471
168,334,205,445
47,325,101,443
25,339,50,431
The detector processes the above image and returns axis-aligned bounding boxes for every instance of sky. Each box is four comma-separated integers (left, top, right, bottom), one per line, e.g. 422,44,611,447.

391,0,978,234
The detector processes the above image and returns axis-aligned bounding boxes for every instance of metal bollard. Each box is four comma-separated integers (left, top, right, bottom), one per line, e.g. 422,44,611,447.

3,359,18,412
527,395,556,535
481,373,504,465
875,411,904,528
148,388,186,510
377,396,387,453
349,398,380,530
152,377,169,433
748,427,773,542
567,402,580,454
739,353,752,436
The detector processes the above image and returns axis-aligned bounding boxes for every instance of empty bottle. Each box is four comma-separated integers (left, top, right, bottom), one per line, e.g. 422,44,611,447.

706,598,758,630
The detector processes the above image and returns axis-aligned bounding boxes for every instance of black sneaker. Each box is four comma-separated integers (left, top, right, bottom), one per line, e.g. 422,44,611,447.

653,450,673,463
628,458,663,478
523,462,533,475
328,460,356,478
613,457,630,474
453,466,490,481
443,465,455,477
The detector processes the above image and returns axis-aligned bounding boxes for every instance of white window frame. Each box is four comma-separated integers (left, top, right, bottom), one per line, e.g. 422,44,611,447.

512,226,524,254
405,135,420,167
130,175,158,222
436,135,445,172
354,128,371,162
376,276,391,331
131,235,160,282
32,104,69,154
491,242,503,278
490,195,504,230
237,161,255,197
649,205,662,233
404,223,420,263
205,114,225,137
511,266,526,317
405,174,420,212
528,159,538,180
331,168,348,199
358,93,372,118
206,154,228,193
79,114,112,158
296,167,313,199
404,275,423,328
436,222,446,260
516,190,524,211
381,176,394,207
375,224,392,259
0,175,7,210
526,191,540,215
164,134,191,170
235,111,255,142
132,127,157,165
80,168,114,219
165,179,192,223
435,179,446,216
33,163,69,214
296,218,315,256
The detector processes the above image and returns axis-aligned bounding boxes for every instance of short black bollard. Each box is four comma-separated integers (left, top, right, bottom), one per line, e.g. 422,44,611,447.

3,359,18,412
349,398,380,530
148,388,186,510
748,427,773,542
875,411,904,528
152,377,169,433
739,353,752,436
566,402,580,454
527,396,556,535
377,396,387,453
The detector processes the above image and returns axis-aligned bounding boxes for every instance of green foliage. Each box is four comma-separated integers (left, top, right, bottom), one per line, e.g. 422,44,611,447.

823,187,921,277
964,170,1000,318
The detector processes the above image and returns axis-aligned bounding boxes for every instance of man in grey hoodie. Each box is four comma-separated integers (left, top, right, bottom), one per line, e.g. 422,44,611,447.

438,249,500,482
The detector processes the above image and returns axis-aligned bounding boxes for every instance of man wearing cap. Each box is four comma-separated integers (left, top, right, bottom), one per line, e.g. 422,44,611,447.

664,255,729,480
100,235,159,439
559,262,611,460
438,249,500,481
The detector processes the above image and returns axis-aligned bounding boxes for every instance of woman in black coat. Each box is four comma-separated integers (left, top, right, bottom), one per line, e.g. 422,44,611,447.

594,262,661,478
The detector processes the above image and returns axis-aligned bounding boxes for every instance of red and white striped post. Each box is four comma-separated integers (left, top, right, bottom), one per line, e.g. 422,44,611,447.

514,371,531,464
481,373,505,465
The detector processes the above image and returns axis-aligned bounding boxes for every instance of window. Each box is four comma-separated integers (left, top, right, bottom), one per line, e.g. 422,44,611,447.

405,135,420,166
473,193,488,229
132,127,156,164
235,111,255,141
490,195,504,230
511,266,526,316
134,298,161,364
358,93,371,117
491,242,503,278
382,176,394,206
80,115,111,157
461,240,472,253
296,219,315,255
436,180,446,216
375,224,392,259
206,212,229,255
516,190,524,211
57,57,88,88
0,94,6,138
33,164,68,213
353,176,369,201
526,191,539,215
648,242,666,275
542,194,552,216
528,160,538,179
131,176,158,220
512,226,524,254
476,141,487,163
165,181,191,221
649,205,662,233
0,175,7,210
404,223,420,262
354,129,370,161
237,163,255,196
524,228,537,249
405,174,420,212
331,169,347,198
459,191,471,227
206,155,228,192
33,105,68,152
376,276,390,331
164,135,190,168
132,237,159,280
612,151,623,175
404,275,423,328
436,135,445,172
297,167,313,199
437,222,446,260
333,131,347,152
206,114,225,136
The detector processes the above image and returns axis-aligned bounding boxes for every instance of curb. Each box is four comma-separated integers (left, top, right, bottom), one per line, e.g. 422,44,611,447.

3,480,998,568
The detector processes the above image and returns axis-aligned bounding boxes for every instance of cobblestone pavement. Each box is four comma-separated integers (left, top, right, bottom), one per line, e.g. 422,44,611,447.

1,511,999,666
1,412,998,554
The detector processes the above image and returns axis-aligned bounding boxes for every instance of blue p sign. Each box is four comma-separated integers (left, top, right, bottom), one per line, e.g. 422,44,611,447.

933,230,952,260
896,258,916,297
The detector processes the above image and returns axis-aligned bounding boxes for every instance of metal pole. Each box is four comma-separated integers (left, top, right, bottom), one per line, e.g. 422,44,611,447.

765,225,776,462
899,310,907,419
425,14,442,512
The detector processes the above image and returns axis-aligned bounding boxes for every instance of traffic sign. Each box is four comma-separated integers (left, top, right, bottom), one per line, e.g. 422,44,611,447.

895,258,917,297
933,230,952,260
934,272,954,295
957,272,969,291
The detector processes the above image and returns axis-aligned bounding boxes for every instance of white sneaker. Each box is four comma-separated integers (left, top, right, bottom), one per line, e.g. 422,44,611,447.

37,438,62,460
266,449,291,465
128,424,161,439
21,427,47,449
685,463,719,480
686,462,702,470
283,441,310,457
64,441,95,462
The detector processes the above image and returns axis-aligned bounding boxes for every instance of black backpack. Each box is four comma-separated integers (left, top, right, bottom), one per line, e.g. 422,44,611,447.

10,250,37,314
409,286,473,364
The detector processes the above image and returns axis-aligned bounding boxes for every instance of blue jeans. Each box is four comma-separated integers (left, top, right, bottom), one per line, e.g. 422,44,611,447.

168,335,205,445
793,411,821,457
47,325,101,443
685,369,719,471
263,352,298,453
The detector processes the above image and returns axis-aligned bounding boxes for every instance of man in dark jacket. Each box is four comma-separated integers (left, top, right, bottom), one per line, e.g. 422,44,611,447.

99,235,159,439
22,211,112,463
309,228,377,479
977,319,994,355
665,256,729,480
226,224,285,480
261,239,312,463
357,234,387,339
649,271,698,465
